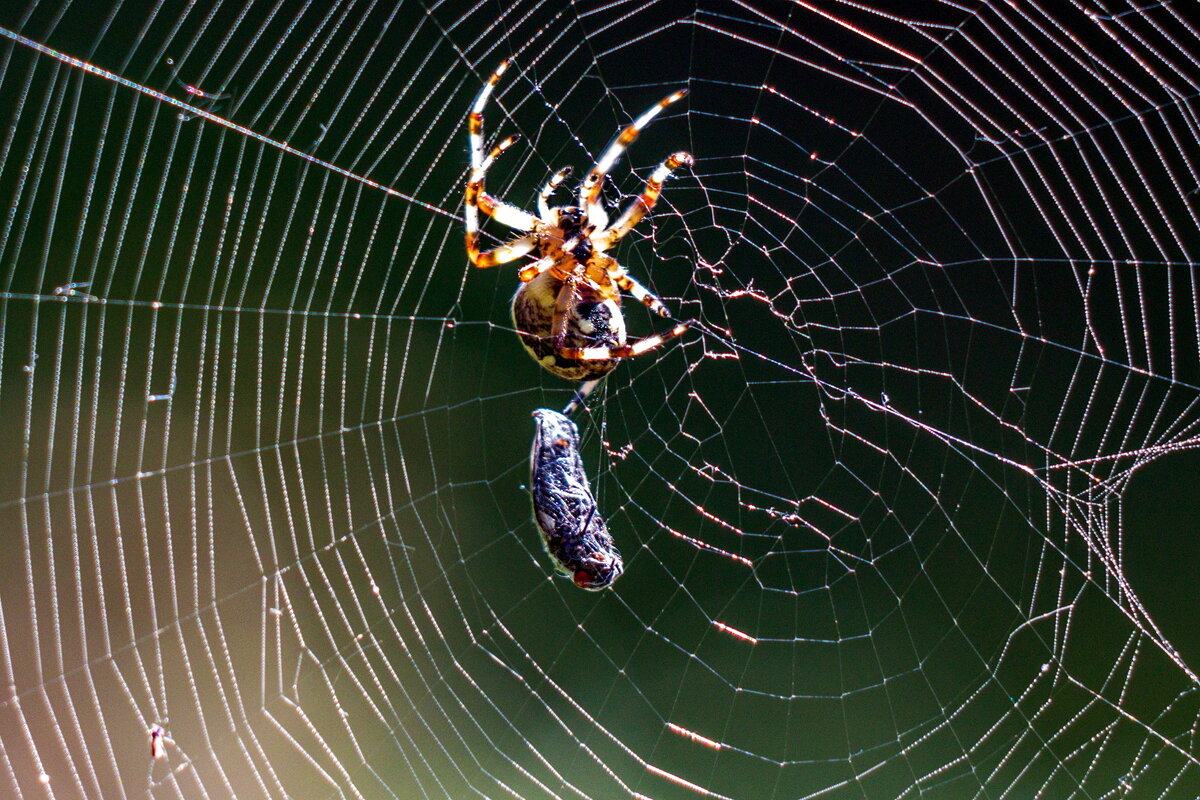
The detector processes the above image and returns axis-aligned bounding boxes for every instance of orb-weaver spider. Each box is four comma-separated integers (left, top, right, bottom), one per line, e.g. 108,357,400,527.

465,60,692,381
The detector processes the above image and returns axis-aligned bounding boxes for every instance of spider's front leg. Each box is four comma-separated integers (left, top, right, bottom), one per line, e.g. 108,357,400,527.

464,61,541,267
593,151,693,251
465,134,540,266
538,167,573,222
579,88,688,225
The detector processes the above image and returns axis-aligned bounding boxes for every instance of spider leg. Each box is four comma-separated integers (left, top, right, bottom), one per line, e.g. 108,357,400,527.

468,61,508,172
593,151,693,251
518,254,557,282
538,167,573,222
466,62,508,252
466,135,539,264
472,135,540,228
474,233,538,268
557,322,690,362
465,62,540,263
579,88,688,225
562,378,601,415
483,197,539,231
606,260,670,316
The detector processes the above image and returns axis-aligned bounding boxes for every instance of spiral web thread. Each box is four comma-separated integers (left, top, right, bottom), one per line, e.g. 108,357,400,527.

0,0,1198,798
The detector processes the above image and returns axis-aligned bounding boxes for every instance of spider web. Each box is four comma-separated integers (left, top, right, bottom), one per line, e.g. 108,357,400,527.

0,0,1198,797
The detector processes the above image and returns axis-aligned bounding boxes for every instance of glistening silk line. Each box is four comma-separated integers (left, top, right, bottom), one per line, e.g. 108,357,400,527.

0,26,457,220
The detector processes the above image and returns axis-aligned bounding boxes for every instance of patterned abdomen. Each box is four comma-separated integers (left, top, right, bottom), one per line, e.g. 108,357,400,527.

512,272,627,381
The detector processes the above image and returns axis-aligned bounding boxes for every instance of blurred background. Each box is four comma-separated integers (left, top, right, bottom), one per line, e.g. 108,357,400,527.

0,0,1198,797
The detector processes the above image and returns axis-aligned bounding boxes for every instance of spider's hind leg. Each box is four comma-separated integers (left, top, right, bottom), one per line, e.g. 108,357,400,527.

557,322,690,362
608,264,670,317
562,378,602,415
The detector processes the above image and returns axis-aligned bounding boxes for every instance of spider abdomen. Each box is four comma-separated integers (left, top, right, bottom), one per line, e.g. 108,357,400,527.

512,271,626,381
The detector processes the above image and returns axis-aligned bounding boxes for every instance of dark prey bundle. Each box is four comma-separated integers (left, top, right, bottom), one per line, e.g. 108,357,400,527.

529,409,624,590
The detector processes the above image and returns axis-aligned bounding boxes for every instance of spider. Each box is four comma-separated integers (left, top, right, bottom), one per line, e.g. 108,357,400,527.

465,60,693,381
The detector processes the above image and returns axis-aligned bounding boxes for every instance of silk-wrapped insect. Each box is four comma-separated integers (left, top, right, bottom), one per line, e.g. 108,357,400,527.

529,409,623,590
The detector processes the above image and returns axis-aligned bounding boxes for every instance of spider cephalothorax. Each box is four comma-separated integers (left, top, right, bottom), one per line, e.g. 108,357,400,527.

465,60,692,381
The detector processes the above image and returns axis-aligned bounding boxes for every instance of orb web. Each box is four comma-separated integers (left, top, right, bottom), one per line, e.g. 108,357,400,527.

0,0,1198,798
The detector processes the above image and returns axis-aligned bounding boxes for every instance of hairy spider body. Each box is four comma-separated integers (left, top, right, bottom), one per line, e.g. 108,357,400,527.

465,60,692,381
